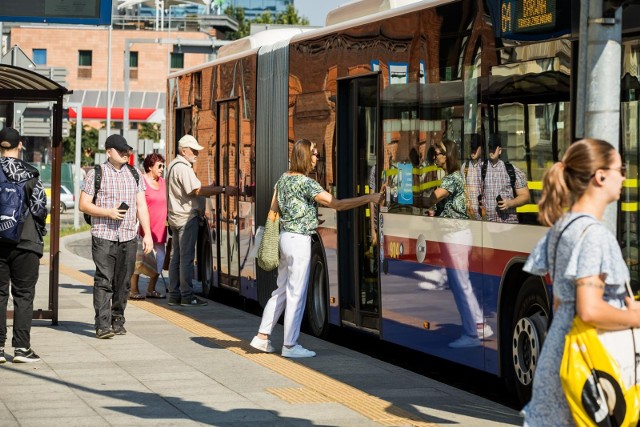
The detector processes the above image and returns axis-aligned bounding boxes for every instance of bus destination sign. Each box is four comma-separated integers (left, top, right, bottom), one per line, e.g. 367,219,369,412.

502,0,556,34
495,0,571,41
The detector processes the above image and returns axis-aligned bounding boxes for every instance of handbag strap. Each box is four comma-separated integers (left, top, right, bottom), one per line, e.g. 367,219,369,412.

269,182,280,215
550,215,591,283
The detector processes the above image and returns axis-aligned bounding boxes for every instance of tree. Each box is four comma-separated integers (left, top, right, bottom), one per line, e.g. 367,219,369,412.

138,123,161,142
224,6,251,40
62,123,99,166
224,4,309,40
275,4,309,26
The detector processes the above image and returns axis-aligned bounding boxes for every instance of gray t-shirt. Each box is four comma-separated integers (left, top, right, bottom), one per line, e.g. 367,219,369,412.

521,212,630,426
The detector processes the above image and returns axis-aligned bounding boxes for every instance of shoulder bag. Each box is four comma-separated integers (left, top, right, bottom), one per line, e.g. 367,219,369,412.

257,184,280,272
555,218,640,427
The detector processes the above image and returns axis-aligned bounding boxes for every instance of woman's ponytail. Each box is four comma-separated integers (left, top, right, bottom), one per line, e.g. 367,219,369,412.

537,138,614,226
538,162,569,226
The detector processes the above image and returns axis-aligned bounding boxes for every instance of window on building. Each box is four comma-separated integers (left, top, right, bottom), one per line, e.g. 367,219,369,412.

170,53,184,70
32,49,46,65
130,51,139,80
78,50,93,79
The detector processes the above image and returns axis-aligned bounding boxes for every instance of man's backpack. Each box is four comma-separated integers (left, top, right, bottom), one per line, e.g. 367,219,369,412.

481,160,517,197
0,163,29,243
84,163,139,225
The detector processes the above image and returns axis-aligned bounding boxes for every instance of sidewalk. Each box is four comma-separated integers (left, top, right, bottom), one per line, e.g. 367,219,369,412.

0,231,523,426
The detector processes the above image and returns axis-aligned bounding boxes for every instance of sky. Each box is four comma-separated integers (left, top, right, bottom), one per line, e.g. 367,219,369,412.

295,0,352,27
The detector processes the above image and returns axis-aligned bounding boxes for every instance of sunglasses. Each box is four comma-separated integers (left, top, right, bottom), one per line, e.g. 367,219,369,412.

156,164,165,169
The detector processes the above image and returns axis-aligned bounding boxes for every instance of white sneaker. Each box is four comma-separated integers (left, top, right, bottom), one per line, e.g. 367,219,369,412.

282,344,316,358
448,335,481,349
478,324,494,339
416,269,448,290
250,336,275,353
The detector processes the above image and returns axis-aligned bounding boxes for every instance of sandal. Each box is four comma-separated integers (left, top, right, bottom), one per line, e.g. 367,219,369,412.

129,293,145,300
146,290,165,299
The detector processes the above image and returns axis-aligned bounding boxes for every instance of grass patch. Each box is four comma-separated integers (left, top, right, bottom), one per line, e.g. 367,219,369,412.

44,224,91,248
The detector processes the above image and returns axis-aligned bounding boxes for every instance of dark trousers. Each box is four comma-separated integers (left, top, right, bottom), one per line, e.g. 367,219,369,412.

0,247,39,349
92,237,137,330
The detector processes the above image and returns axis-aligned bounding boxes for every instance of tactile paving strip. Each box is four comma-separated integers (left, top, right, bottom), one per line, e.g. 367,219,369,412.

59,264,436,427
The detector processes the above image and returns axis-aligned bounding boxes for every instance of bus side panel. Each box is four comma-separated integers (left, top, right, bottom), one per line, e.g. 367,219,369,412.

317,208,340,325
379,213,489,372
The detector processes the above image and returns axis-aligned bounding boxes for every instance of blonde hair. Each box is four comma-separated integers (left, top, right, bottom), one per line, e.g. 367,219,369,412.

538,138,615,226
290,139,315,174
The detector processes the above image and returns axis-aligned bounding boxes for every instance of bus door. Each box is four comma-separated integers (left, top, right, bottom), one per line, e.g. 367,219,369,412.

336,74,381,332
216,97,241,291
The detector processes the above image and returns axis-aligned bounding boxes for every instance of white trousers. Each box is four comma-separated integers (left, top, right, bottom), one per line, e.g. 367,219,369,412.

258,232,312,346
440,227,483,337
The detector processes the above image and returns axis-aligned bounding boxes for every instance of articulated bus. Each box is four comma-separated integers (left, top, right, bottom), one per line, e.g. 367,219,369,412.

166,0,640,404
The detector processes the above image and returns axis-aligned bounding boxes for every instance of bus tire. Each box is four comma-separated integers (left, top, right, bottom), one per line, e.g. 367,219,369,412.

305,246,329,338
198,231,214,299
508,276,550,406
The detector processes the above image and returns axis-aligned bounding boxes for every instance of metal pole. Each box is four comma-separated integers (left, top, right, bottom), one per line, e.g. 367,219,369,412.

73,104,82,229
124,40,130,137
580,0,623,233
575,0,590,139
106,25,112,143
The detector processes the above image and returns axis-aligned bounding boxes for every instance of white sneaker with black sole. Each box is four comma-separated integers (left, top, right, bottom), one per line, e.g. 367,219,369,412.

13,348,40,363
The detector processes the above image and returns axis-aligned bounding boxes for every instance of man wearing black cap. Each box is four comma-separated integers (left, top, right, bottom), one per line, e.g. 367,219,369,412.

0,128,48,363
79,134,153,339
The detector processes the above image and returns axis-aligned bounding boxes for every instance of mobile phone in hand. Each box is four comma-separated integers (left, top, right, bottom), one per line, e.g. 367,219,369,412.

496,195,503,203
118,202,129,211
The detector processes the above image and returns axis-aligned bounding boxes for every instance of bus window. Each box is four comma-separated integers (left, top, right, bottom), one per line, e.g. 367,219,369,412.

487,40,573,224
621,39,640,290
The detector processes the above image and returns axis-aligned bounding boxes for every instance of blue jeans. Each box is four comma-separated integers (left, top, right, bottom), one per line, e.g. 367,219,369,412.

169,216,199,301
92,237,137,330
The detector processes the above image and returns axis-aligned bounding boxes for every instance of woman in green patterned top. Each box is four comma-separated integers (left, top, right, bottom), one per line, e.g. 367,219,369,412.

427,140,468,219
251,139,384,358
424,139,490,349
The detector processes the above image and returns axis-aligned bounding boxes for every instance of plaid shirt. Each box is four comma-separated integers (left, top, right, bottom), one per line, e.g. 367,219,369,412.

484,160,527,223
82,162,145,242
462,160,483,220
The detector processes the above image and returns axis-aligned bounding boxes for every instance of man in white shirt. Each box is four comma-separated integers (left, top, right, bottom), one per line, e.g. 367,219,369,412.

166,135,237,306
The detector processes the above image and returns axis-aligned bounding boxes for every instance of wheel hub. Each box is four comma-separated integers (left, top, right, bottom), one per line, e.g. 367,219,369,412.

512,316,541,386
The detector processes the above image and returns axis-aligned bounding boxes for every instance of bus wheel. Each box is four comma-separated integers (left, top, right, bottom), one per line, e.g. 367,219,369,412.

509,276,550,405
199,234,214,298
305,248,329,338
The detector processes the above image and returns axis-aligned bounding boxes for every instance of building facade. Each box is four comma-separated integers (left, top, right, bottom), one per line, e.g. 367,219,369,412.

228,0,292,20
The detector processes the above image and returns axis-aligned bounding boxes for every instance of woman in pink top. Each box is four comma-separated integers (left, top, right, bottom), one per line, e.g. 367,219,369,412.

130,153,168,299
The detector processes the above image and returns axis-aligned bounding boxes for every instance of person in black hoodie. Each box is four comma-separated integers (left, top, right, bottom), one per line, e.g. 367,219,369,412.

0,128,47,363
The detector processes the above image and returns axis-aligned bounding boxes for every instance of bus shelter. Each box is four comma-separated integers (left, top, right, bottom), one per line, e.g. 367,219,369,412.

0,64,70,325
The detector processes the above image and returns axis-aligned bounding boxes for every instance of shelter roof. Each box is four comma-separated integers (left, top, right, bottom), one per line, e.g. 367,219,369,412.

0,64,70,101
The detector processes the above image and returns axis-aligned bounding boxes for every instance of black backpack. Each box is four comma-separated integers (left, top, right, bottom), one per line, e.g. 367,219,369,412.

84,164,139,225
480,160,517,197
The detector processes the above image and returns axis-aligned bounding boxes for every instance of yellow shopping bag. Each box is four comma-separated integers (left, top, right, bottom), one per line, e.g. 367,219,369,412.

560,316,640,427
